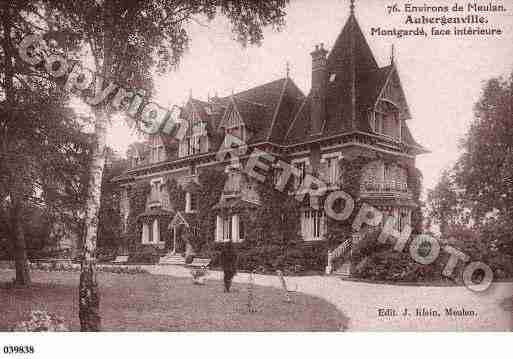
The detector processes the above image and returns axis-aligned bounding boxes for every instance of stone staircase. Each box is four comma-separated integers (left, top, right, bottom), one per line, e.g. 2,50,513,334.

326,238,352,276
158,253,186,265
333,262,351,277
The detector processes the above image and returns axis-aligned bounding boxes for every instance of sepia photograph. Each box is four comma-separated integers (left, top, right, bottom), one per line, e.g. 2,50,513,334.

1,0,513,349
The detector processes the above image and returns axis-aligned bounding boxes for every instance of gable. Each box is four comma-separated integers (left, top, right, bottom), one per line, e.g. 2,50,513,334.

219,101,245,130
268,78,306,143
376,67,411,121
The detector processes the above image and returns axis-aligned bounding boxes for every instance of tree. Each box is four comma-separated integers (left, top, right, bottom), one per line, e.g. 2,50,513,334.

1,1,89,285
97,148,127,251
47,0,289,331
452,72,513,253
454,73,513,221
427,169,463,237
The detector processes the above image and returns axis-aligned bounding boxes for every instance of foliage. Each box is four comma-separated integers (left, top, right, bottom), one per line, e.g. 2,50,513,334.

165,178,186,213
195,168,227,251
277,243,329,273
97,149,128,250
428,72,513,258
352,248,448,283
407,166,424,234
251,176,301,246
454,73,513,223
128,245,160,264
326,156,367,244
126,182,150,252
426,169,464,236
13,311,68,332
0,2,92,285
236,244,283,273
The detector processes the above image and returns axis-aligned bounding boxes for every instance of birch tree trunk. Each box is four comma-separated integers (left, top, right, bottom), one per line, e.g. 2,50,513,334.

79,108,108,331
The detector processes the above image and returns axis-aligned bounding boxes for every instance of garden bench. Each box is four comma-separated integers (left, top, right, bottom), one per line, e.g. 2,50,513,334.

112,255,129,264
187,258,211,285
188,258,211,269
32,258,72,265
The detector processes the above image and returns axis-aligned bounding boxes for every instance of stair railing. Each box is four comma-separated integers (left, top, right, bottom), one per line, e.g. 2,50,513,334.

325,238,352,274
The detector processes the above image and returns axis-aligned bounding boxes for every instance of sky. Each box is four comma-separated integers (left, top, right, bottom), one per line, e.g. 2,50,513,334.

105,0,513,193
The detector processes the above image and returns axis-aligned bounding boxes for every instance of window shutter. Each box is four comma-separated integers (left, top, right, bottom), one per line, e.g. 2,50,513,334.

232,215,239,242
216,216,222,242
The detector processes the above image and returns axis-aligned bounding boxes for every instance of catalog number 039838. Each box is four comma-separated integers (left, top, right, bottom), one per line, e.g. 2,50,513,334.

3,346,35,355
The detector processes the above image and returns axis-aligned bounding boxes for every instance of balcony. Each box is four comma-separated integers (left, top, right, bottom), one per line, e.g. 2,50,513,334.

360,180,410,199
147,191,162,208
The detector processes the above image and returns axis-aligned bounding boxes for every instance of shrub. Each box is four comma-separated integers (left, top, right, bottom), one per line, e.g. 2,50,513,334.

97,247,118,263
198,246,221,267
184,254,194,264
237,245,283,272
352,248,448,283
128,246,160,264
13,311,68,332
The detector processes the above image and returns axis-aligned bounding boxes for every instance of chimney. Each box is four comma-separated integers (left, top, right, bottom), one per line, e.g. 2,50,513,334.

310,43,328,135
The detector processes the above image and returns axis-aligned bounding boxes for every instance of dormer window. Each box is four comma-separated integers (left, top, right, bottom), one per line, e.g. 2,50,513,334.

150,136,166,163
224,125,248,145
179,118,208,157
221,105,250,146
149,178,163,208
291,158,309,190
373,100,401,141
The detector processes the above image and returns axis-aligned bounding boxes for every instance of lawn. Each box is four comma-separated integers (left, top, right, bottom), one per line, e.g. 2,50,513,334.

0,270,346,331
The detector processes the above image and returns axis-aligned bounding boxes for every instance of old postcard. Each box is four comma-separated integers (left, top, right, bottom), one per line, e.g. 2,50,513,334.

1,0,513,347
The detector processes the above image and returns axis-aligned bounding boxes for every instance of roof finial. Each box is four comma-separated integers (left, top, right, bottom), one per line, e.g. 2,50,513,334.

350,0,355,15
390,44,395,65
189,88,193,99
286,61,290,78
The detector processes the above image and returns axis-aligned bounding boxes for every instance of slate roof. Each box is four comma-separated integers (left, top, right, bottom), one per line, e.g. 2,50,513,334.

119,9,427,178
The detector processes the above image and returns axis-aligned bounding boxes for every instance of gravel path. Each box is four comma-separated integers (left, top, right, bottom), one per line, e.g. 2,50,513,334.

148,265,513,331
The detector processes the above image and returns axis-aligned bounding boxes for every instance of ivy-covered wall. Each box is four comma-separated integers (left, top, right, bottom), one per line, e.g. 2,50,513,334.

118,150,424,273
125,182,150,253
326,156,368,245
195,168,228,252
407,166,424,234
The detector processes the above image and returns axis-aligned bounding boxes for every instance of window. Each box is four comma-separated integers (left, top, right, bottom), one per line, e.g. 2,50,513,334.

375,113,384,134
150,136,165,163
142,223,150,244
149,179,163,207
179,120,208,157
216,215,245,242
292,159,308,190
301,209,327,240
273,167,283,187
186,192,197,213
325,156,339,186
152,219,160,243
239,216,245,241
224,125,247,146
222,216,232,241
374,103,400,140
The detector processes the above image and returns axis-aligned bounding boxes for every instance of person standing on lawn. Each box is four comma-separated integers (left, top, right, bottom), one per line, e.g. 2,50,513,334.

220,242,237,292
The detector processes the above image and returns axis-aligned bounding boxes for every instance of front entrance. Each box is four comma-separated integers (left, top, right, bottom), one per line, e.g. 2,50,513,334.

170,225,186,254
169,211,198,255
